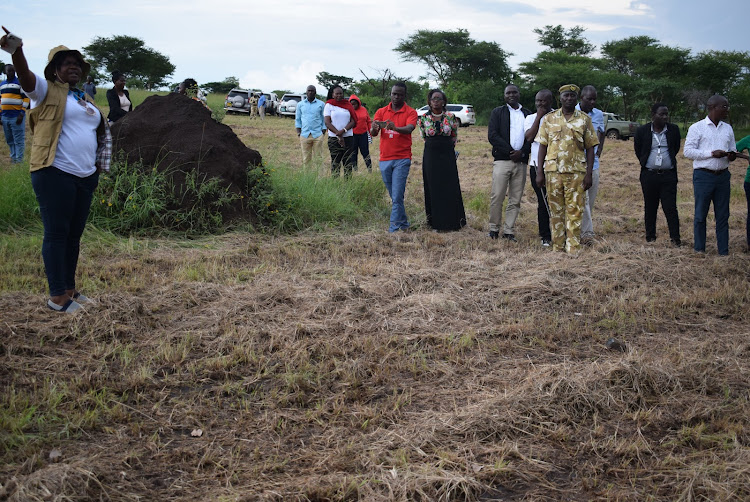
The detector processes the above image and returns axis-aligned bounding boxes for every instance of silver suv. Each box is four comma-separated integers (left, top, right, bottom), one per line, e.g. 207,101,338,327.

224,88,251,114
278,93,303,117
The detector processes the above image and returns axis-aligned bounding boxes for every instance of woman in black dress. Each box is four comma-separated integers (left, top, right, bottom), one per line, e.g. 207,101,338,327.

417,89,466,231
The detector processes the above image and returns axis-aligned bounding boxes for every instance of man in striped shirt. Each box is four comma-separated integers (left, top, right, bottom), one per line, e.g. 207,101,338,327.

1,64,28,163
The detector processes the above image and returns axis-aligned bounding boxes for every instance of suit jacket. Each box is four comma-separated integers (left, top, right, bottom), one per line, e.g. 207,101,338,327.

488,104,532,162
106,88,132,122
634,122,681,175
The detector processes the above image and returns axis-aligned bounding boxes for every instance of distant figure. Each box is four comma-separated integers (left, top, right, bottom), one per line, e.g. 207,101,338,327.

371,82,418,232
634,103,682,246
295,85,326,169
488,84,531,242
1,63,29,163
257,93,266,120
249,93,259,118
324,85,356,178
83,75,96,99
417,88,465,231
684,95,739,255
524,89,555,247
576,85,605,243
106,70,131,123
535,84,599,253
736,135,750,249
348,94,372,171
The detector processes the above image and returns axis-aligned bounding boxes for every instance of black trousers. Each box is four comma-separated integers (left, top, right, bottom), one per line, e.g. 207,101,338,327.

529,165,551,241
639,167,680,241
328,136,356,178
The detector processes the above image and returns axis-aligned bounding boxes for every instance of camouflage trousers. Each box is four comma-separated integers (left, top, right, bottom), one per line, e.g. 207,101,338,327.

546,171,585,253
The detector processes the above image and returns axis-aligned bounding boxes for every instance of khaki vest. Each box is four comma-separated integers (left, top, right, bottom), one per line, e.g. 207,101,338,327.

28,79,107,172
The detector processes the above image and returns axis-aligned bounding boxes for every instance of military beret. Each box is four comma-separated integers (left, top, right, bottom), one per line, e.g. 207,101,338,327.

558,84,580,95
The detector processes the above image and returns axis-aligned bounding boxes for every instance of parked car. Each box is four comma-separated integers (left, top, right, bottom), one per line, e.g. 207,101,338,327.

278,93,303,117
602,112,638,140
224,88,250,114
416,104,476,126
224,88,280,115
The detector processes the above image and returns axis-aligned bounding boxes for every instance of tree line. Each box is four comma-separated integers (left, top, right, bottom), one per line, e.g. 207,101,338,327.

76,29,750,129
322,27,750,129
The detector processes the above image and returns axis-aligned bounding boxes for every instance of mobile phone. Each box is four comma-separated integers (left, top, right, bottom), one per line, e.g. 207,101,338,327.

374,120,388,128
1,33,21,54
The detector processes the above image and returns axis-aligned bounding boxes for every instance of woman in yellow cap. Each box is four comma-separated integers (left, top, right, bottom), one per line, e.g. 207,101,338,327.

1,27,111,313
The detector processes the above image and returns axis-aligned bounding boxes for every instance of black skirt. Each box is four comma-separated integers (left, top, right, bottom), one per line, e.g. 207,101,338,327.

422,135,466,231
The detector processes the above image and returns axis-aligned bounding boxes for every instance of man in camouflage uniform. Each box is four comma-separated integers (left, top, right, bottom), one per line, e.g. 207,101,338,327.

249,92,259,118
535,84,599,253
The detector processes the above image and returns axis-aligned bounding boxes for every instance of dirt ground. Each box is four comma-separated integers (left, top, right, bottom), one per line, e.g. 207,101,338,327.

2,115,750,501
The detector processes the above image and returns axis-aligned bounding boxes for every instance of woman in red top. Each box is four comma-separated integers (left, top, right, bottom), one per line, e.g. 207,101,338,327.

349,94,372,172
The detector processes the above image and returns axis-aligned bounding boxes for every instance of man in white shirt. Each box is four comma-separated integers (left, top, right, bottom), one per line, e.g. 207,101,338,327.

684,94,738,255
487,84,532,241
524,89,554,247
576,85,605,243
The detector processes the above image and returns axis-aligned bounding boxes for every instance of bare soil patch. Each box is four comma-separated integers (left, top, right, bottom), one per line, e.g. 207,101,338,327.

2,117,750,501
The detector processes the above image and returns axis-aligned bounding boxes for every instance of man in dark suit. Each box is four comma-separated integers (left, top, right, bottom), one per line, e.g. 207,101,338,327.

633,103,682,246
488,84,532,241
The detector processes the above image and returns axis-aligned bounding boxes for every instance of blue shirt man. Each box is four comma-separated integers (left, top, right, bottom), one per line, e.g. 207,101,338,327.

295,85,326,168
0,64,28,163
576,85,605,240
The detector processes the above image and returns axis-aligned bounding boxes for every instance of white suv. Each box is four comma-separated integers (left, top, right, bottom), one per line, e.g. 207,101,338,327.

416,104,476,127
278,93,303,117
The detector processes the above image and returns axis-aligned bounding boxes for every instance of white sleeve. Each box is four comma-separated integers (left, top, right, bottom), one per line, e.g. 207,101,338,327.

27,72,49,109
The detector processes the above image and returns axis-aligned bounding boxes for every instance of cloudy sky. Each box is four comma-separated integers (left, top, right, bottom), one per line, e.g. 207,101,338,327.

4,0,746,94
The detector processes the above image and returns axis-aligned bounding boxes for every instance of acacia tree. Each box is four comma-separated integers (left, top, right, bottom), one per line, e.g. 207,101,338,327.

394,29,512,89
83,35,175,90
316,72,354,94
533,25,595,56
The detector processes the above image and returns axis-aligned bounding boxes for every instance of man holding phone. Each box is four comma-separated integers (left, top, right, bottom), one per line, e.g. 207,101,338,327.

371,82,417,232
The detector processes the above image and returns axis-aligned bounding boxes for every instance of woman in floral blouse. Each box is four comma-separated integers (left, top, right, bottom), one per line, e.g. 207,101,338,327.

417,89,466,231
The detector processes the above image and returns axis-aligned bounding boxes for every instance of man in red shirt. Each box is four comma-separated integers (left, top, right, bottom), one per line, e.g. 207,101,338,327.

371,82,418,232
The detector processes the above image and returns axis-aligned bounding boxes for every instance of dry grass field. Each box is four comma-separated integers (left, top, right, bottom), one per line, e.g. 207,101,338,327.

2,112,750,501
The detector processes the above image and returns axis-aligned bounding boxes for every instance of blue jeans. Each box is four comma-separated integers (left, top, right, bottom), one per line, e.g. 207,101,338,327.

379,158,411,232
693,168,730,255
2,114,25,163
31,167,99,296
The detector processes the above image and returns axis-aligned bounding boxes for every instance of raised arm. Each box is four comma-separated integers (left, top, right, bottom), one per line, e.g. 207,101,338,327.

1,27,36,92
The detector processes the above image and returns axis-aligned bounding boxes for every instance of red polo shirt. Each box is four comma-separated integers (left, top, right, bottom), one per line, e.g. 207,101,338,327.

373,103,418,161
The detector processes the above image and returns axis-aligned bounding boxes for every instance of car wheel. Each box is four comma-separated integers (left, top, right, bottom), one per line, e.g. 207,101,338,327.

455,118,462,127
606,129,620,140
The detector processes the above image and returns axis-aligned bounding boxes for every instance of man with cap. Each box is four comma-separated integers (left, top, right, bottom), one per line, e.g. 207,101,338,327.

535,84,599,253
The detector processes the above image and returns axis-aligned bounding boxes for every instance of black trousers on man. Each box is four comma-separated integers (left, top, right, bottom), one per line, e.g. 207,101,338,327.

639,167,680,242
529,165,551,241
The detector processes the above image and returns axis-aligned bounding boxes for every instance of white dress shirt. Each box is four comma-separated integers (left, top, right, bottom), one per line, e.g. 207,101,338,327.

508,104,526,151
683,116,737,171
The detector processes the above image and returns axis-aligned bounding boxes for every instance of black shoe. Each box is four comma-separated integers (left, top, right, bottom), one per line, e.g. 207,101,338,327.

489,231,499,240
541,238,551,247
501,233,517,242
646,237,656,242
671,238,681,247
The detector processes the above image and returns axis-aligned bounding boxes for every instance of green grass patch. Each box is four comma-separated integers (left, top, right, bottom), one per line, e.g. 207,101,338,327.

0,162,38,229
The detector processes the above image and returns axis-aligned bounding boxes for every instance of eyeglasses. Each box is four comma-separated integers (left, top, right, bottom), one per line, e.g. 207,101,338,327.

430,97,445,102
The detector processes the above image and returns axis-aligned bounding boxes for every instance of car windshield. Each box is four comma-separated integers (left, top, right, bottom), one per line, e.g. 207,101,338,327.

283,96,301,102
228,91,246,98
446,105,462,112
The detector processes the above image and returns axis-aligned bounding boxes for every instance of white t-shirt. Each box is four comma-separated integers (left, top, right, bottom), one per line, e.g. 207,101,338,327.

324,103,354,138
28,73,101,177
524,112,547,167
